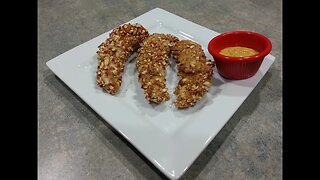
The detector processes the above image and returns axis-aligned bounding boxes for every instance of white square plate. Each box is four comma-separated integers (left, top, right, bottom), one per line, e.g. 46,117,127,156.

46,8,275,179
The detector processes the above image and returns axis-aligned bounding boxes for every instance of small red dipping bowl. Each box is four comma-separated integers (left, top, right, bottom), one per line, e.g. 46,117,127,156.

208,31,272,80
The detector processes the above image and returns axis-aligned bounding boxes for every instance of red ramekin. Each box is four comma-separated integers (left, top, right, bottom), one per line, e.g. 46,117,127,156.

208,31,272,80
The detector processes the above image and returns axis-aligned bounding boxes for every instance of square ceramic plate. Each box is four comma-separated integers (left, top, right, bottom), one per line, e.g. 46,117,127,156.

46,8,275,179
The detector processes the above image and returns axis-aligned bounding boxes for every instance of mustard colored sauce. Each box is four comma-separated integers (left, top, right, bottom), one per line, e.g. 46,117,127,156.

219,46,259,57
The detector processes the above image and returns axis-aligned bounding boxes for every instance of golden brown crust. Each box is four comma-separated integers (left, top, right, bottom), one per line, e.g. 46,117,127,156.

136,33,179,104
96,23,149,95
172,40,215,108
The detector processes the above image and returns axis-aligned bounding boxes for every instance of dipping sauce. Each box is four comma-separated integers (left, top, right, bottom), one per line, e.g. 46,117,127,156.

219,46,259,57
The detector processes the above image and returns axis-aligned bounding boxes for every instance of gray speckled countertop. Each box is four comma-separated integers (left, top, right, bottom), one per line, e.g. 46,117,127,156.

38,0,282,179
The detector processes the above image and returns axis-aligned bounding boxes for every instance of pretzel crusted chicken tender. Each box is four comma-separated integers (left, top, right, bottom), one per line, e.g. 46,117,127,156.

96,23,149,95
136,34,178,103
172,40,214,109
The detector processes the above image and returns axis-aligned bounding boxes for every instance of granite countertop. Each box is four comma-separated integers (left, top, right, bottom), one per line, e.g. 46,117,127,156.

38,0,282,179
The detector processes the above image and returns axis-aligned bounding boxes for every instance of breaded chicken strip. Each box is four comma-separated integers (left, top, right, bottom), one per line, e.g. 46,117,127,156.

96,23,149,95
136,33,178,103
172,40,214,108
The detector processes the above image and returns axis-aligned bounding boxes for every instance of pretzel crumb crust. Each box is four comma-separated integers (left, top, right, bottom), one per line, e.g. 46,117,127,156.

96,23,149,95
136,33,179,103
96,25,214,109
172,40,215,109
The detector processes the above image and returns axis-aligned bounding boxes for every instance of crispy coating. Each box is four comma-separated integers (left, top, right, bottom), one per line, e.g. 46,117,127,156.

96,23,149,95
172,40,214,108
136,33,179,103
